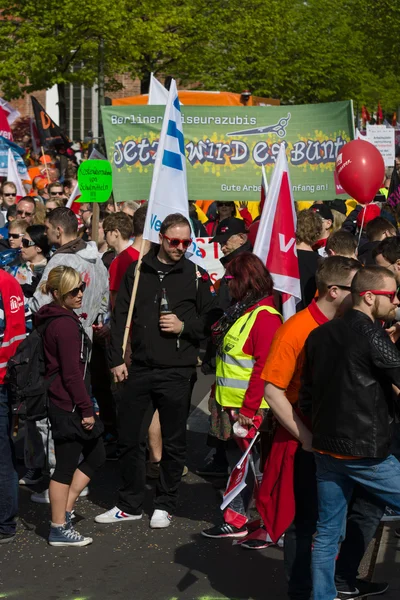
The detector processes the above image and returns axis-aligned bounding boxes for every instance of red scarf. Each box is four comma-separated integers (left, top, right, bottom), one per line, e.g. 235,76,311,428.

312,237,328,251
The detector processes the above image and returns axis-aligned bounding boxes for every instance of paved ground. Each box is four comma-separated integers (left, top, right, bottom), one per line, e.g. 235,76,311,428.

372,523,400,599
0,371,287,600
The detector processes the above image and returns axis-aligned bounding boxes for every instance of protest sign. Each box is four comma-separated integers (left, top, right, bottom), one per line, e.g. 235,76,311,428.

102,100,354,202
366,124,395,167
77,159,113,203
195,238,224,282
0,136,28,179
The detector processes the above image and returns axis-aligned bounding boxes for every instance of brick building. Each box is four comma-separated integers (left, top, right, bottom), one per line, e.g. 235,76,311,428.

8,74,142,142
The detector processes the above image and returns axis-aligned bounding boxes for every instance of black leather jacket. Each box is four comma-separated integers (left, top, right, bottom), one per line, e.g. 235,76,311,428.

299,309,400,458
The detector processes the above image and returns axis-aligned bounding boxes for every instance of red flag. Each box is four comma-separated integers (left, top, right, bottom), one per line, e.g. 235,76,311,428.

253,145,301,320
377,102,383,125
0,107,13,141
361,105,370,125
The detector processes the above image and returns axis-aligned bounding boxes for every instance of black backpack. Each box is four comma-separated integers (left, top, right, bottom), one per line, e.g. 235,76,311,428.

6,315,73,421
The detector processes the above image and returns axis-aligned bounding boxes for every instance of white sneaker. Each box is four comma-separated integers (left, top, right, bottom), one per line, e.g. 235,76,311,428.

94,506,143,524
31,486,89,504
150,509,172,529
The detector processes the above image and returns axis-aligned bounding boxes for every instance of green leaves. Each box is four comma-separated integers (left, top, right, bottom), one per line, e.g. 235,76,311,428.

0,0,399,119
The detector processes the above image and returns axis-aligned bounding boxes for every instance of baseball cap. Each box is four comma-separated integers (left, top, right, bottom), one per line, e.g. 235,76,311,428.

356,204,381,228
311,203,334,222
210,217,247,243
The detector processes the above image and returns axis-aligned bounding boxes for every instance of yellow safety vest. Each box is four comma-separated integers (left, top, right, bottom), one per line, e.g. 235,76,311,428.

215,305,283,409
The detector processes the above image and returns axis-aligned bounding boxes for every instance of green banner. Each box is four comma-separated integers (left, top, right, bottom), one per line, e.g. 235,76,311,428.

102,100,354,202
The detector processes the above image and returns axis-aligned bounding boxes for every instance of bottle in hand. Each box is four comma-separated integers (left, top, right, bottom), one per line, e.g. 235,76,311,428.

160,288,172,315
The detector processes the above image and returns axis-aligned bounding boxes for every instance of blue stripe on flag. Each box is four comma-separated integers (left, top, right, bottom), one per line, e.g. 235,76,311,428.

167,120,185,154
162,149,183,171
173,97,181,112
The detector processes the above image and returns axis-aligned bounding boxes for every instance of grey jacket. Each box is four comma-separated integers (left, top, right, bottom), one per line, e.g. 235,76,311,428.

30,238,109,339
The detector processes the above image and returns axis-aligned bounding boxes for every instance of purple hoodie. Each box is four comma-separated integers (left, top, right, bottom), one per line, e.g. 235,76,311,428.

35,302,93,418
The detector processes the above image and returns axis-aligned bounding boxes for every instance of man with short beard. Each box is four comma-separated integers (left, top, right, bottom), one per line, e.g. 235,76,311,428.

95,213,221,529
300,266,400,600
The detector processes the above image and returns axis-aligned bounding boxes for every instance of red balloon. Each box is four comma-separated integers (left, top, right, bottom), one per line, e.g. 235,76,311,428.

335,139,385,204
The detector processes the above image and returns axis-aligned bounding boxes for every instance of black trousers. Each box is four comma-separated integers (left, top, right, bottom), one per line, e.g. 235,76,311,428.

116,365,194,514
283,449,385,600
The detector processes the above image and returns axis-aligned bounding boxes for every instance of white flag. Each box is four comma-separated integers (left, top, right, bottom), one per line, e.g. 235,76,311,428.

143,79,202,264
148,73,169,105
7,148,25,199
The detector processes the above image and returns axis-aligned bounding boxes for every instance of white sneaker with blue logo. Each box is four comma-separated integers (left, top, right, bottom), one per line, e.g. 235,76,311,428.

94,506,143,524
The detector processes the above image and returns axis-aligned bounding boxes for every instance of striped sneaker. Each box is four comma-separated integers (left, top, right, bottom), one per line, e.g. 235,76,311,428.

94,506,143,524
150,509,172,529
201,523,248,539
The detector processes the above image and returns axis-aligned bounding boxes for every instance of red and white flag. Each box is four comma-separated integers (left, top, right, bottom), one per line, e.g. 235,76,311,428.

7,148,25,200
253,144,301,320
0,98,20,126
0,107,13,141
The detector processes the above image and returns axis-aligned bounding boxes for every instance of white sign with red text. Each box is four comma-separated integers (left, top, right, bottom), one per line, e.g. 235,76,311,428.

195,237,224,283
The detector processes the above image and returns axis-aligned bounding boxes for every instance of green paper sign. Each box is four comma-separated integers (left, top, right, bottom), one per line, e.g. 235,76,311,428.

77,159,113,203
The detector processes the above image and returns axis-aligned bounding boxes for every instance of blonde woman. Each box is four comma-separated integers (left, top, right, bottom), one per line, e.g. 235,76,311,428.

37,266,105,547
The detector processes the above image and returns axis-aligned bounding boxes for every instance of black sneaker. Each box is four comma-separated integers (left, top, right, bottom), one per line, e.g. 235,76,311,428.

19,468,43,485
336,580,389,599
0,533,16,544
201,524,248,539
196,461,228,477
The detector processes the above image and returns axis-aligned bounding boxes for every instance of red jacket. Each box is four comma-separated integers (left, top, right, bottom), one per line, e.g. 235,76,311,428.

205,207,253,237
0,270,27,384
239,296,282,418
256,412,312,543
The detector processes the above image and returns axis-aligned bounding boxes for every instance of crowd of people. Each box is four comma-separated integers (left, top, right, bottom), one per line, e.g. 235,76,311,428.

2,136,400,600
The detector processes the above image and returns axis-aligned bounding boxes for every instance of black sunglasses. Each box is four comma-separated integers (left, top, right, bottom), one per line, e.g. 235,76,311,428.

9,233,24,239
65,282,86,297
21,238,36,248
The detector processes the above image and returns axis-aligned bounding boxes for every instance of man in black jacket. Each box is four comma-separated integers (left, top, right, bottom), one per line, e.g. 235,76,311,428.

95,213,221,529
299,266,400,600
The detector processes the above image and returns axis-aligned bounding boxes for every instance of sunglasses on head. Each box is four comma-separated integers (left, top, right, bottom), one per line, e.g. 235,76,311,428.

21,238,36,248
9,233,25,239
17,209,33,217
359,289,398,302
163,234,192,249
64,282,86,298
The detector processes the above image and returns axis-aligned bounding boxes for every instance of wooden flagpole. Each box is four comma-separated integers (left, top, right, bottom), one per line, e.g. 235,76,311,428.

40,146,51,181
122,236,146,355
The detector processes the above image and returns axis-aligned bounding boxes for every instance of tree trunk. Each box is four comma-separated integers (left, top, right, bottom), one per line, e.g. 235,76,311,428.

57,82,67,132
140,70,151,94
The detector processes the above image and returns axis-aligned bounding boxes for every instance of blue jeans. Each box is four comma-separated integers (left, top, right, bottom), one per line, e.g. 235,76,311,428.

313,452,400,600
0,385,18,535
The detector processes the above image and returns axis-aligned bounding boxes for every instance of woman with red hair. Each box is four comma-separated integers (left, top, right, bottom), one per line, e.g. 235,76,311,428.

201,252,282,540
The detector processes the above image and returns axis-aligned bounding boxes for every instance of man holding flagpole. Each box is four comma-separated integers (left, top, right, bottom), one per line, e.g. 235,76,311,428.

95,79,221,529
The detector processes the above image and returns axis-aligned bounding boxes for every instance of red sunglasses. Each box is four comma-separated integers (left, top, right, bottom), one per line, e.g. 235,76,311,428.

163,234,192,249
359,289,398,302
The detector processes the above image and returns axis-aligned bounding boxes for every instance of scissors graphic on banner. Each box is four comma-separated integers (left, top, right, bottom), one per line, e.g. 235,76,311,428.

227,113,291,138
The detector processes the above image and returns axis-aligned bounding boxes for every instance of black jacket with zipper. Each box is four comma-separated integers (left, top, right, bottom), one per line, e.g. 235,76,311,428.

109,247,222,369
299,309,400,458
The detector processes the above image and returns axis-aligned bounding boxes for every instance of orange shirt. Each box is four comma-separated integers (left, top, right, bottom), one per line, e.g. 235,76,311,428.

261,300,328,403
